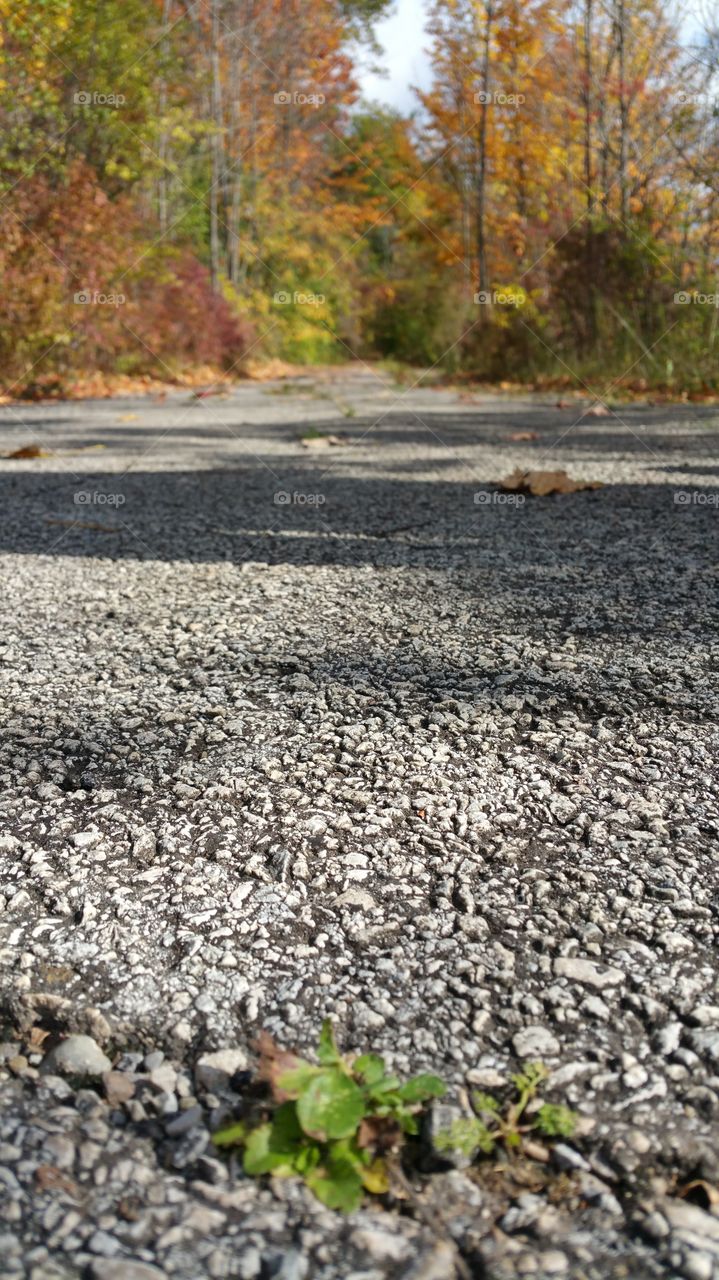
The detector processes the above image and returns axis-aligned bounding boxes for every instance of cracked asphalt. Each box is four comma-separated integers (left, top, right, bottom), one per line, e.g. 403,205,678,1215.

0,366,718,1279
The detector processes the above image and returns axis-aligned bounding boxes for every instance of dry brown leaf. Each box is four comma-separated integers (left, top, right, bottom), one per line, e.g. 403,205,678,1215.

586,403,609,417
500,468,603,497
35,1164,80,1198
118,413,138,421
678,1180,719,1211
508,431,538,442
26,1025,50,1051
357,1115,402,1153
4,444,50,459
555,399,572,409
255,1029,305,1102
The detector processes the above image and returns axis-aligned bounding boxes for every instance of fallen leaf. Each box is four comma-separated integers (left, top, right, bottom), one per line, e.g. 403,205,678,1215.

508,431,538,442
678,1180,719,1211
357,1115,402,1153
255,1029,307,1102
26,1026,50,1051
500,468,603,497
585,403,609,417
118,413,138,422
555,400,572,409
35,1165,80,1198
4,444,50,459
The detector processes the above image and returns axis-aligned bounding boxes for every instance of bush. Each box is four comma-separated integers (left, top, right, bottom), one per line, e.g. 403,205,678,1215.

0,163,254,392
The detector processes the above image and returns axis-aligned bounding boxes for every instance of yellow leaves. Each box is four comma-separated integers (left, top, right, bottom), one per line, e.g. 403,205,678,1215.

104,160,134,182
360,1158,390,1195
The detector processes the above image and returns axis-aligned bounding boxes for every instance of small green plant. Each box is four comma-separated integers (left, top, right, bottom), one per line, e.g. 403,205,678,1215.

213,1021,445,1212
434,1062,576,1160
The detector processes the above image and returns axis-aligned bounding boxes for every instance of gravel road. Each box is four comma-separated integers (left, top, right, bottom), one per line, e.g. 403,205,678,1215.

1,366,718,1279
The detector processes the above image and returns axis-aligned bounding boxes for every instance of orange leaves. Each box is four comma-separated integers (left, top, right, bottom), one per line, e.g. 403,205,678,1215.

3,444,49,458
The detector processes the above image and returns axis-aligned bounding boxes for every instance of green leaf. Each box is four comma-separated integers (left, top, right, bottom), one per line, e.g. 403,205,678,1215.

366,1075,402,1097
396,1110,419,1135
511,1062,548,1095
297,1068,366,1141
317,1018,342,1066
434,1116,495,1157
271,1101,304,1146
212,1121,247,1148
306,1157,364,1212
293,1142,322,1175
326,1136,367,1174
277,1062,321,1098
353,1053,386,1085
535,1103,577,1138
472,1091,501,1116
397,1073,446,1103
243,1124,296,1176
243,1104,306,1176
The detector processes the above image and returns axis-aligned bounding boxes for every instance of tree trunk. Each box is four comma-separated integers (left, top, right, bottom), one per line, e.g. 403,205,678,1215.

158,0,173,236
616,0,628,222
476,0,493,297
583,0,593,219
210,0,223,291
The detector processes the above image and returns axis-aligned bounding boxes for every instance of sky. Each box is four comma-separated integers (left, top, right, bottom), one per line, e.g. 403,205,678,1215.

358,0,433,112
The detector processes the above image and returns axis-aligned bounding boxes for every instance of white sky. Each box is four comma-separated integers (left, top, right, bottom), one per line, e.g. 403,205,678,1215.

358,0,434,112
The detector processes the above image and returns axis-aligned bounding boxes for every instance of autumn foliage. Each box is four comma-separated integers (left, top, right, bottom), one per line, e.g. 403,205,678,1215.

1,0,718,393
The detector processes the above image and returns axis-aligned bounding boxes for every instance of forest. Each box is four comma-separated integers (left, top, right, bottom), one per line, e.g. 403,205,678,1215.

1,0,718,396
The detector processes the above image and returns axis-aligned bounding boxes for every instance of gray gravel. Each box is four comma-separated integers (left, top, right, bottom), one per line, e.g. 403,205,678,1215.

0,366,718,1278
